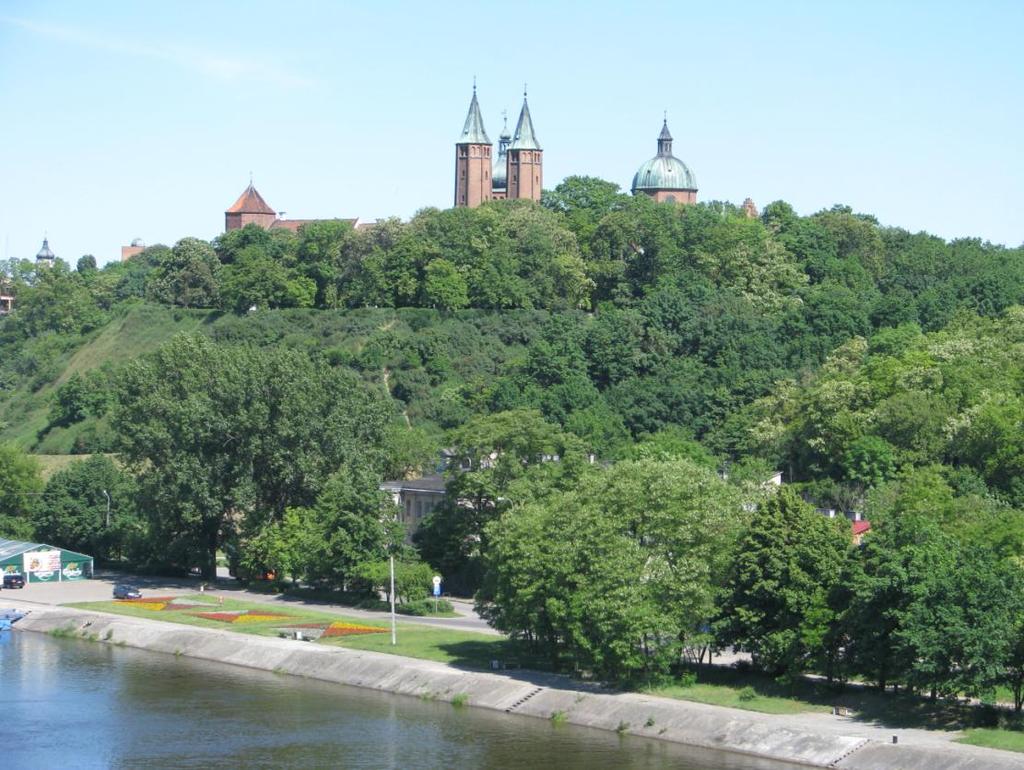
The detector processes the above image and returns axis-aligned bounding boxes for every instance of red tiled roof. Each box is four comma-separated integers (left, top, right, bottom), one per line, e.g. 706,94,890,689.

226,183,276,215
852,520,872,536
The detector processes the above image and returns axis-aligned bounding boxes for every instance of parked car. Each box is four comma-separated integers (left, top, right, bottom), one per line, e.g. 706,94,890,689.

2,573,25,589
112,584,142,599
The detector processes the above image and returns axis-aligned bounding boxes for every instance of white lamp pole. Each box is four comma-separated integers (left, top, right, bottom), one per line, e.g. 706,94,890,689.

389,552,397,646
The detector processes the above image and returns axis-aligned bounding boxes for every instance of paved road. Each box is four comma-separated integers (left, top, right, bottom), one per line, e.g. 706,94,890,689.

0,570,501,635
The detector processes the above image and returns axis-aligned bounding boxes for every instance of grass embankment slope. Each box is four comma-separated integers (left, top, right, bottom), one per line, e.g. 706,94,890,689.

958,729,1024,752
1,304,210,450
2,302,552,454
70,594,530,670
71,592,1024,752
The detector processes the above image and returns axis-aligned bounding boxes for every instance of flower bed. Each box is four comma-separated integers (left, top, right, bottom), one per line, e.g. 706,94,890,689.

115,600,168,611
321,621,387,638
121,596,177,603
195,610,292,624
195,611,248,623
231,613,291,624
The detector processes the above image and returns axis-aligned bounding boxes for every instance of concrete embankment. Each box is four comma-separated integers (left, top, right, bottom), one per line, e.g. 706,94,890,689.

12,605,1021,770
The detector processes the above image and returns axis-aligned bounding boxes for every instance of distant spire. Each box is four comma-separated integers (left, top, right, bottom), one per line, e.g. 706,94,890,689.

36,236,55,262
657,118,673,156
509,92,541,151
457,85,490,144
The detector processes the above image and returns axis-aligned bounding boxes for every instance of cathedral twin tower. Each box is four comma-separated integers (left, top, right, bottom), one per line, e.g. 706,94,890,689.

455,86,541,208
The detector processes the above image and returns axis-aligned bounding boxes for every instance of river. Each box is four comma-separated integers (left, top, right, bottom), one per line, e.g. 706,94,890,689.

1,630,804,769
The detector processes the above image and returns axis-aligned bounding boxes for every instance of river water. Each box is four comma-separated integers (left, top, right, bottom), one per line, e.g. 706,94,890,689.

1,631,802,769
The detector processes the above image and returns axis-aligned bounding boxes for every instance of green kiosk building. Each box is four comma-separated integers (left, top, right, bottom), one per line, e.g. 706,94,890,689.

0,538,93,583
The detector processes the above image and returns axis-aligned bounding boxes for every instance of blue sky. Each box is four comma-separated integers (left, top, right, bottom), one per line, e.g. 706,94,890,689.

1,0,1021,265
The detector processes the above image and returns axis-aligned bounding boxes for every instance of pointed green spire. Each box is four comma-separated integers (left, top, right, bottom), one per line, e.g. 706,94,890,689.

508,89,541,151
657,118,673,156
457,84,490,145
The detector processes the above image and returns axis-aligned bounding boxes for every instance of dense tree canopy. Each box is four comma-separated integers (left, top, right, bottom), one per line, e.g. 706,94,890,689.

3,185,1024,703
113,333,393,577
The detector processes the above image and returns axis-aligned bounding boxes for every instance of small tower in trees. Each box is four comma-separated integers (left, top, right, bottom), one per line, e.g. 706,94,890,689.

225,181,277,231
454,85,493,208
35,237,55,269
630,119,698,204
506,89,542,202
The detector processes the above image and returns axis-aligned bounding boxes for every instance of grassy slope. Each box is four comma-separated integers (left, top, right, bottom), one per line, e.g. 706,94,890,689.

55,304,210,386
70,594,513,669
649,681,825,715
0,304,210,448
2,303,549,452
957,728,1024,753
31,453,114,480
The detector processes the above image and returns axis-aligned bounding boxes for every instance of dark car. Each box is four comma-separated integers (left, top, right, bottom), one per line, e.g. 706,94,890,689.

3,573,25,589
112,584,142,600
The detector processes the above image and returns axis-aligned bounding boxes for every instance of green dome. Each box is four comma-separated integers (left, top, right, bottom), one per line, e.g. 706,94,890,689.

631,155,697,192
631,119,697,193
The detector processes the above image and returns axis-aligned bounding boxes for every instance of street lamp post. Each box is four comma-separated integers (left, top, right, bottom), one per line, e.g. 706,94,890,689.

389,552,397,646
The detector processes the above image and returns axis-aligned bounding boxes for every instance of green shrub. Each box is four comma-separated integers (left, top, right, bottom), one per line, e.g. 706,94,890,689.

398,598,454,616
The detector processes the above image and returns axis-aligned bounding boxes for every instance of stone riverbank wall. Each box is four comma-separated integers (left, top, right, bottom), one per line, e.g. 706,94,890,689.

13,606,1020,770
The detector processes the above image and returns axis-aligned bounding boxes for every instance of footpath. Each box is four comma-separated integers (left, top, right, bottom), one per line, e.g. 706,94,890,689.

5,597,1020,770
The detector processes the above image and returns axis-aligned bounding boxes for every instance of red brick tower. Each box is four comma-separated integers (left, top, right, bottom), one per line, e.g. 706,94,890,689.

506,90,542,202
454,86,493,208
225,181,277,231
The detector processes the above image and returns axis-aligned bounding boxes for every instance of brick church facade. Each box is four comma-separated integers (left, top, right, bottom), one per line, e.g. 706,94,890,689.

455,87,543,208
455,89,703,209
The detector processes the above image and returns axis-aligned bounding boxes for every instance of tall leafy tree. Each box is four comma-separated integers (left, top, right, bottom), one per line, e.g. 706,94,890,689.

481,459,747,679
0,445,43,540
35,455,138,561
415,409,586,593
717,487,850,679
114,333,392,577
145,237,222,308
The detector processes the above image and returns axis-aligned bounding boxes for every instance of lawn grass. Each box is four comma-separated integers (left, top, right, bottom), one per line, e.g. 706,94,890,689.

321,625,531,669
648,681,827,715
70,594,353,637
957,728,1024,753
69,593,513,669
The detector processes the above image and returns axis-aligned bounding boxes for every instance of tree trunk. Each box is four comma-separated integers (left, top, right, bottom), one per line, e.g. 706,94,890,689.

205,526,219,581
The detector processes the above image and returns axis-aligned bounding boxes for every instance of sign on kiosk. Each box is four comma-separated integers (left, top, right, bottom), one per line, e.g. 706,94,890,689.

24,549,61,582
